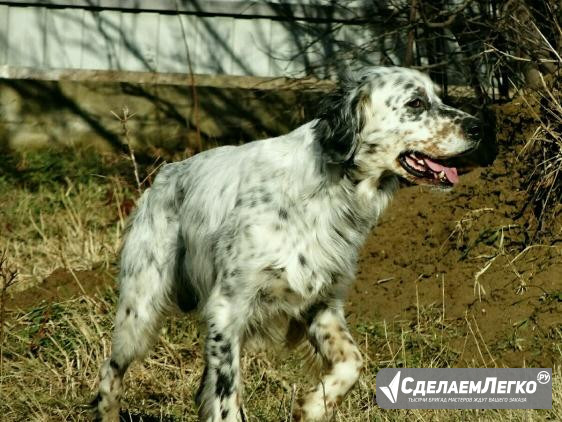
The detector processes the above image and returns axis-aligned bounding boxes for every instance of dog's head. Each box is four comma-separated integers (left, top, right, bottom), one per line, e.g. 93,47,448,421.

314,67,481,188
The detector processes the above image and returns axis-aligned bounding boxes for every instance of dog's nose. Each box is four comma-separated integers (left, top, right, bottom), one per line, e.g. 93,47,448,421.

467,124,480,138
462,118,481,139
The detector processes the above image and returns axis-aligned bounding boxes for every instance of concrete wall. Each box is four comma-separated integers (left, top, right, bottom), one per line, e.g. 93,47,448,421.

0,68,334,152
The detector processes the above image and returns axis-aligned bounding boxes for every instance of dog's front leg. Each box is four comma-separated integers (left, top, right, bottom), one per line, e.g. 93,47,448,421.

196,295,245,422
294,305,363,421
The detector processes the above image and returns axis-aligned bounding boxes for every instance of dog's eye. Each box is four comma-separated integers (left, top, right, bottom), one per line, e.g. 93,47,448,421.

406,98,424,109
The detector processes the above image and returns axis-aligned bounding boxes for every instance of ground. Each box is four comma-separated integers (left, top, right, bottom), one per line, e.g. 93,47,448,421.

0,105,560,420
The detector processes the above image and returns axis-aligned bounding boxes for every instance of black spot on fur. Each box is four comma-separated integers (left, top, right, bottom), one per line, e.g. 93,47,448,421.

403,82,414,91
109,359,124,375
89,393,101,408
279,208,288,220
125,307,131,316
195,366,208,405
222,284,234,298
298,254,307,266
221,408,229,419
216,370,234,398
212,333,224,343
303,301,328,325
145,251,156,266
178,185,186,199
220,343,231,355
366,143,378,154
410,112,423,122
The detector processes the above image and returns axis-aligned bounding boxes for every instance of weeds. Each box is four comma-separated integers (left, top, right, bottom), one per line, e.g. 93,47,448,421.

495,19,562,237
111,106,143,195
0,149,140,290
516,73,562,236
0,250,19,399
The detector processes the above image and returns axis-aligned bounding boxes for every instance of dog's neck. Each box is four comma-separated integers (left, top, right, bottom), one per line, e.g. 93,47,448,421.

283,121,398,237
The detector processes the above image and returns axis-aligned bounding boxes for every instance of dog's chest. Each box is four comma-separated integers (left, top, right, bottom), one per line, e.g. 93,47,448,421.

249,267,343,336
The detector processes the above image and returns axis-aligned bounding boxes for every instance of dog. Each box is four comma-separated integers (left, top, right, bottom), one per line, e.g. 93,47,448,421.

94,66,480,421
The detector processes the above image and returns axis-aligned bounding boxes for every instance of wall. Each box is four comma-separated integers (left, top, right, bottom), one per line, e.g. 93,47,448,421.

0,68,334,151
0,1,374,79
0,1,373,150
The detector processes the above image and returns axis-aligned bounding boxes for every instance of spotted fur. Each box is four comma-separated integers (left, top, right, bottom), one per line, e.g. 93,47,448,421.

94,66,480,421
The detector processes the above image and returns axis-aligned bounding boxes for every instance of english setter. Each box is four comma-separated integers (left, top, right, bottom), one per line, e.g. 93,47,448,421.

94,66,480,421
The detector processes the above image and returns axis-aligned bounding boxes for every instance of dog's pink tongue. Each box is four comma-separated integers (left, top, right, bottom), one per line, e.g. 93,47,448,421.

423,158,459,184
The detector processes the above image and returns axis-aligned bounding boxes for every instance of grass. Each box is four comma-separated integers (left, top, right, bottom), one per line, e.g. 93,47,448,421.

0,148,141,291
1,290,560,421
0,148,560,421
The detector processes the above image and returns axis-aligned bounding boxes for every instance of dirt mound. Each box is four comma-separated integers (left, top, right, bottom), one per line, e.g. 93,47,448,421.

348,136,561,367
6,266,114,311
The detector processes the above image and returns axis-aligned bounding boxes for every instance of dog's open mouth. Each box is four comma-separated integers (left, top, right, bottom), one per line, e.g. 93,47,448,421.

398,151,459,186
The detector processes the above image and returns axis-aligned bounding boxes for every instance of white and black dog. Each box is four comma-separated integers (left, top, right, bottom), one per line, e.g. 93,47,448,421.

94,66,480,421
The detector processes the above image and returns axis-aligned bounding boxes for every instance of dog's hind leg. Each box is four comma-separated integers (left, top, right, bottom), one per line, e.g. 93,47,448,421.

94,273,170,421
94,198,181,421
94,258,174,420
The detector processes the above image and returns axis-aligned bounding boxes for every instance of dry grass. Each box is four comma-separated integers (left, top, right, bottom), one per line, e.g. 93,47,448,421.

1,290,560,421
0,149,135,291
0,148,560,421
518,73,562,235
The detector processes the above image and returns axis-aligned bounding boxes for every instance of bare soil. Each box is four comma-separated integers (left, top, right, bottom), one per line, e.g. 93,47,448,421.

350,144,561,368
6,266,114,311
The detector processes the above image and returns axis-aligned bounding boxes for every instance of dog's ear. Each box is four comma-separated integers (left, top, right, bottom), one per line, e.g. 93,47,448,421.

313,76,368,164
